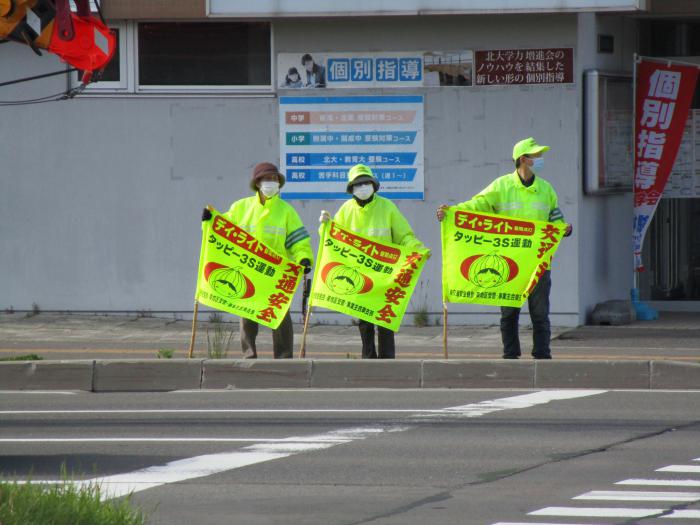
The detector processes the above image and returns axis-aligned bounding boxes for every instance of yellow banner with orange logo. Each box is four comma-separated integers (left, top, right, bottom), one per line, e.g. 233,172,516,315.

310,221,429,332
441,208,565,308
195,209,303,329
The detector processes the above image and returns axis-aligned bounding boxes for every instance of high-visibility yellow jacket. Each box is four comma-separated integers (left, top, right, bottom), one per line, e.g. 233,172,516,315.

457,171,565,223
332,195,425,249
224,193,314,264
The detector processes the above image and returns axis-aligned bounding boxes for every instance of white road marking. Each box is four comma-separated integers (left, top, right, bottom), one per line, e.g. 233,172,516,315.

530,507,665,518
71,427,393,500
530,507,700,519
574,490,700,501
616,478,700,486
657,465,700,473
0,438,359,443
415,390,607,419
0,392,607,416
0,391,76,395
0,409,485,415
13,390,605,500
492,523,613,525
661,510,700,518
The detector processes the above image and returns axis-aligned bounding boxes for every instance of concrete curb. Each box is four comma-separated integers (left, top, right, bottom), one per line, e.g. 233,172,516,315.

1,359,698,391
0,360,94,391
93,359,204,392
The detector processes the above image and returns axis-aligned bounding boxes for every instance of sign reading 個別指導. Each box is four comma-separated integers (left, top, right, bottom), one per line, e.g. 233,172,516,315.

441,209,565,308
310,221,429,332
195,210,303,329
279,95,424,200
633,59,699,272
277,52,474,89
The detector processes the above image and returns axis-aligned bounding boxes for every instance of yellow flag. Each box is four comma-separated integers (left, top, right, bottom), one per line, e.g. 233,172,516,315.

441,208,565,307
195,209,303,329
310,221,429,332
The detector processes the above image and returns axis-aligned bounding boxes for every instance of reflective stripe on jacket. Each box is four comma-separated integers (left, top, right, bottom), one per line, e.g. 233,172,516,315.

457,170,565,223
224,193,314,264
332,195,424,249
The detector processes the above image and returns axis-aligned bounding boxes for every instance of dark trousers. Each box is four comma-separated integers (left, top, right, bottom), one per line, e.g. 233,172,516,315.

358,320,395,359
240,312,293,359
500,270,552,359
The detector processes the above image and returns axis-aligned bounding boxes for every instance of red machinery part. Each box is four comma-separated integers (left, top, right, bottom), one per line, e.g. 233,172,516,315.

48,13,115,83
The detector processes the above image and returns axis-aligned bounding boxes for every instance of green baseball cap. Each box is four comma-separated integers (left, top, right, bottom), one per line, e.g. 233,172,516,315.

346,164,379,193
512,137,550,161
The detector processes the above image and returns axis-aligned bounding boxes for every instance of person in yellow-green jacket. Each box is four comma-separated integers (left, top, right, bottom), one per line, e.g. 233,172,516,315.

202,162,313,359
320,164,427,359
437,138,572,360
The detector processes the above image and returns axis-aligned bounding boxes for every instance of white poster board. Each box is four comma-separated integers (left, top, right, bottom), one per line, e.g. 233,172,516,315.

279,95,424,200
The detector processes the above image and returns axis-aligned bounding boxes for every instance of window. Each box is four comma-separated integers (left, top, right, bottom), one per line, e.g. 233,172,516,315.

137,22,271,90
72,22,130,91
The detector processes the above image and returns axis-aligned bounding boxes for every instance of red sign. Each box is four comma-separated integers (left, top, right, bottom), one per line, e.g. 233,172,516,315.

474,48,573,86
212,216,283,265
454,211,535,236
330,223,401,264
632,59,699,271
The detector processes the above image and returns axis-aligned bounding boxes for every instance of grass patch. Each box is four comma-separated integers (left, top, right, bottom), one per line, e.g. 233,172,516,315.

0,354,43,361
156,348,175,359
0,479,146,525
206,313,234,359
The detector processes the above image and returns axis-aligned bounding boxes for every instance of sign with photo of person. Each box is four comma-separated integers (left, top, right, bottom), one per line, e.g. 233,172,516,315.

277,51,473,89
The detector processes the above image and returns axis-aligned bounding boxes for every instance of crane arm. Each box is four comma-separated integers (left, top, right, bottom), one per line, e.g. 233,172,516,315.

0,0,116,83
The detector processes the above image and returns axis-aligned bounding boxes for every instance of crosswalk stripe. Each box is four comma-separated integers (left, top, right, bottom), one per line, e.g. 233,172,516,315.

492,522,612,525
530,507,700,519
574,490,700,501
661,510,700,518
657,465,700,473
616,479,700,487
529,507,664,518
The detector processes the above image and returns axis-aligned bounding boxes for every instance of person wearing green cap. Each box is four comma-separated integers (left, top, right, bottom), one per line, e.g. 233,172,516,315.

319,164,428,359
201,162,313,359
437,138,572,360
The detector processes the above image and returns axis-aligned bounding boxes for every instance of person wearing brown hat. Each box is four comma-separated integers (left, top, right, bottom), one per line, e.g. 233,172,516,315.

437,138,572,360
202,162,313,358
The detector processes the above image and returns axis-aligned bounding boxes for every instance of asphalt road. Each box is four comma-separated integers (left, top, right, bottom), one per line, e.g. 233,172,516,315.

2,389,700,524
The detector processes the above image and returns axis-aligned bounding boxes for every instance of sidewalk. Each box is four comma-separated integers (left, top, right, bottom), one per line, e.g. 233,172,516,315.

1,312,698,361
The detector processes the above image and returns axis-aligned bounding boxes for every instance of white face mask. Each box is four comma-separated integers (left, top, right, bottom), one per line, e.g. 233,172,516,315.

260,181,280,197
531,157,545,174
353,183,374,201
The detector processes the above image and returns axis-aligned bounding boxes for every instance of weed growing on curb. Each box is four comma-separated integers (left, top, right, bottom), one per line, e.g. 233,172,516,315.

0,354,43,361
156,348,175,359
206,313,234,359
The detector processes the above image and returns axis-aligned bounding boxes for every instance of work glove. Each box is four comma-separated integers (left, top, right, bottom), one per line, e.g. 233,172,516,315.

300,258,312,275
319,210,330,223
201,208,212,222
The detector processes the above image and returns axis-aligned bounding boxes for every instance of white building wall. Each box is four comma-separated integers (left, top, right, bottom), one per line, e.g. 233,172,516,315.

575,12,637,321
1,14,588,325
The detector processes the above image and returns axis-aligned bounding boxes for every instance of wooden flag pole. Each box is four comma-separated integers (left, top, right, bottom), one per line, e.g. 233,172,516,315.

298,304,313,359
442,302,448,360
189,206,211,359
297,218,329,359
188,300,200,358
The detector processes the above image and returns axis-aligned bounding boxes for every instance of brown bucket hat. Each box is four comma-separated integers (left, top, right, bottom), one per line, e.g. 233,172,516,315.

250,162,286,192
